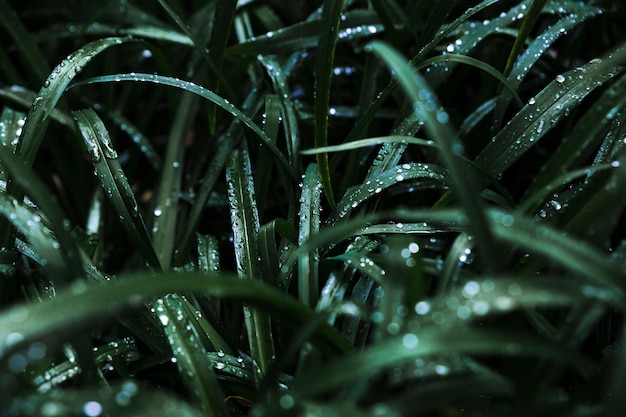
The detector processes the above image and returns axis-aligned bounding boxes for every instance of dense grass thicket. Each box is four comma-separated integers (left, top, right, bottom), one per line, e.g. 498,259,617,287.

1,0,626,415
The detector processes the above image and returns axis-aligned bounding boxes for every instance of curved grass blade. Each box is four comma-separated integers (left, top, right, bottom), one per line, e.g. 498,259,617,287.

0,271,351,361
226,145,275,380
71,73,297,180
418,53,523,108
155,294,228,417
313,0,346,209
368,40,501,274
73,108,160,270
16,37,133,169
298,164,322,307
156,0,238,108
300,136,436,154
329,162,448,224
291,327,591,400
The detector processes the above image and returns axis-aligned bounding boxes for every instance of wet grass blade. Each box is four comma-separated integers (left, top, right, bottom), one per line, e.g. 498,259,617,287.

226,145,275,380
313,0,345,209
71,73,296,180
15,37,133,169
152,92,197,270
73,108,160,270
502,0,548,78
298,164,322,308
155,294,228,417
0,271,351,361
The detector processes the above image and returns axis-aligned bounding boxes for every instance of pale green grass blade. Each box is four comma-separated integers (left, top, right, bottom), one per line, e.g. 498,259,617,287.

155,294,228,417
0,271,351,360
313,0,345,209
368,40,501,273
298,164,322,308
73,108,160,270
226,146,275,380
71,73,297,180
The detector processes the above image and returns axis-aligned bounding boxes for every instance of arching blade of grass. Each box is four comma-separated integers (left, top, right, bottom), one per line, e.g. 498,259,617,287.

368,40,501,274
291,327,591,400
329,162,448,224
313,0,345,209
155,294,228,417
73,108,160,270
0,271,351,361
226,145,275,381
71,73,297,180
298,164,322,308
15,37,133,169
0,0,49,85
417,54,523,108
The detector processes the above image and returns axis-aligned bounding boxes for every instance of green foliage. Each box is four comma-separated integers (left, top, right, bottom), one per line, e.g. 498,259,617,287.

1,0,626,416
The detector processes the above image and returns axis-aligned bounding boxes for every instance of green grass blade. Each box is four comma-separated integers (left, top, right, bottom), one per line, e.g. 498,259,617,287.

368,40,501,274
156,0,238,107
501,0,549,78
151,92,197,270
226,145,275,380
298,164,322,307
0,271,351,361
155,294,229,417
313,0,345,209
71,73,297,180
418,53,523,108
475,46,626,180
16,37,133,169
73,108,160,270
227,9,380,55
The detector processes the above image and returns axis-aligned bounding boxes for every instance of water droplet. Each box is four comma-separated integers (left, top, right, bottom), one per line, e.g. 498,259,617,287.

83,401,103,417
555,74,565,83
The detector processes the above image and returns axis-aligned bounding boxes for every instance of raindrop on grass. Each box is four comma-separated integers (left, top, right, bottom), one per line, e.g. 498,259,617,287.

555,74,566,83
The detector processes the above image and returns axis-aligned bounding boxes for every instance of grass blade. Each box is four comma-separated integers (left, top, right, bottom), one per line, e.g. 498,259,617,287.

226,145,275,380
313,0,346,209
71,73,297,180
73,108,160,270
298,164,322,307
155,294,229,417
